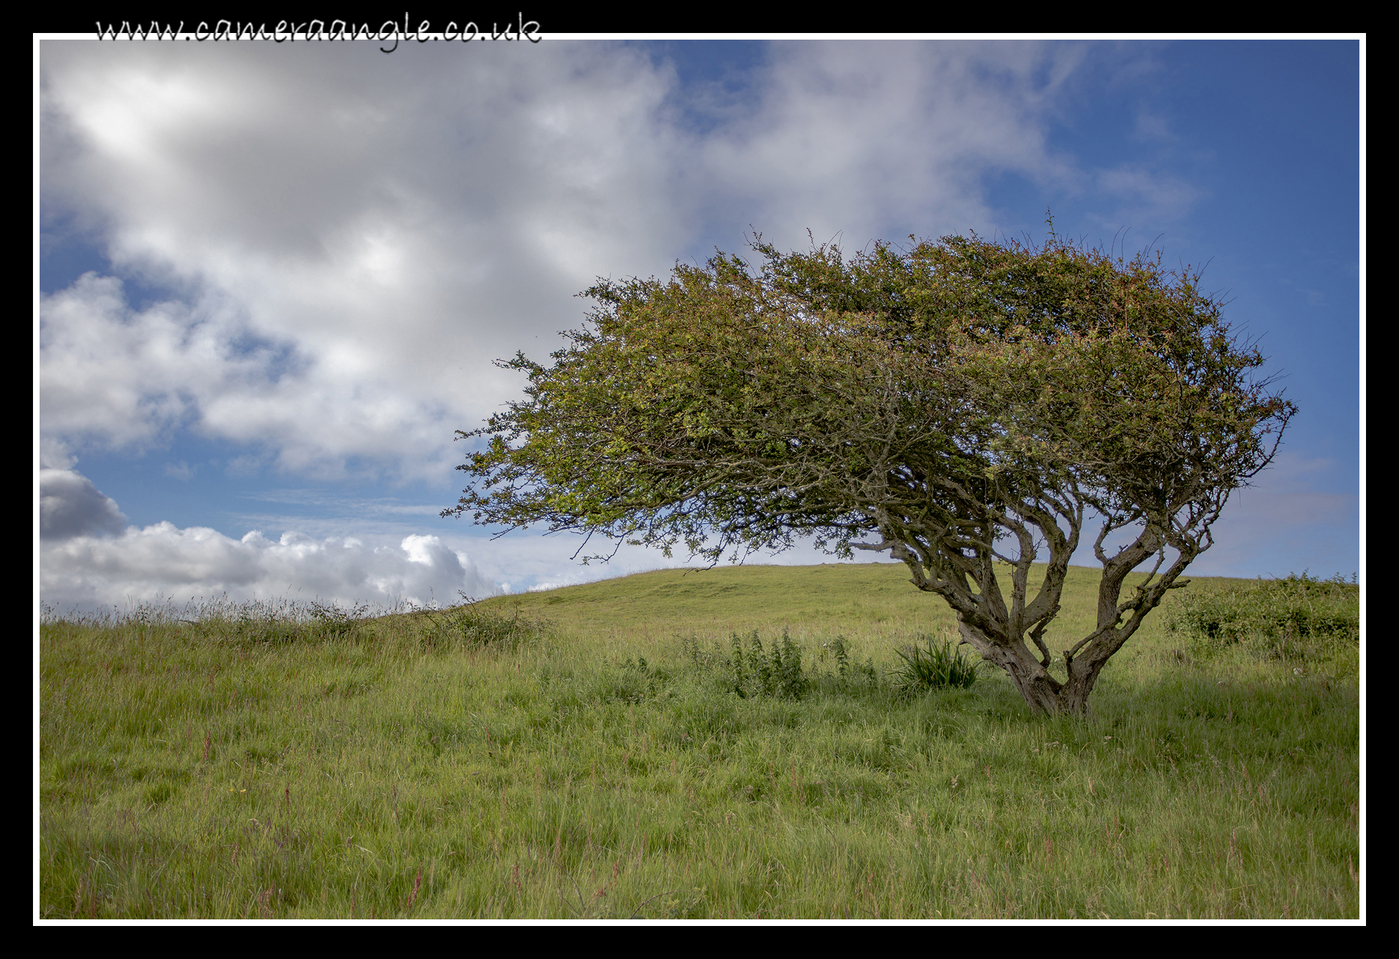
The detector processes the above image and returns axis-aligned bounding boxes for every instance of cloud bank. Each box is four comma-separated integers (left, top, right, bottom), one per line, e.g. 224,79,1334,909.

39,468,498,611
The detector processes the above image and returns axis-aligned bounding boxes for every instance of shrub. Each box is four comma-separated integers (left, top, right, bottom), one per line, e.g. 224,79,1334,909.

434,598,549,652
309,601,370,641
1165,571,1359,659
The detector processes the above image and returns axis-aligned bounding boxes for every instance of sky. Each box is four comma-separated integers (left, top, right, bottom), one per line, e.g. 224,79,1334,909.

36,35,1363,613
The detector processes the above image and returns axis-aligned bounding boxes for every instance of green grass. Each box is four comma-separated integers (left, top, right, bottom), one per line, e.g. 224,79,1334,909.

38,564,1360,919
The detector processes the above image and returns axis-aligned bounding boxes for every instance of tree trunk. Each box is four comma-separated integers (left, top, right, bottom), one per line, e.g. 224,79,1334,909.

957,618,1096,716
1059,655,1109,716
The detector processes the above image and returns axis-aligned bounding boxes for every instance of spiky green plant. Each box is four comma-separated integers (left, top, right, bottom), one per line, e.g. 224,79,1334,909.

727,629,808,699
892,635,981,697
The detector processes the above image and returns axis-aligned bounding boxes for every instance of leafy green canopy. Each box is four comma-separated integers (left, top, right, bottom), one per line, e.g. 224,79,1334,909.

446,230,1293,714
450,231,1288,562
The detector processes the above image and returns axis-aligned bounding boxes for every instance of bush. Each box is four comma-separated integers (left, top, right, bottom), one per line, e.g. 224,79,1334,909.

822,636,879,689
433,598,549,652
309,601,370,641
1165,571,1359,660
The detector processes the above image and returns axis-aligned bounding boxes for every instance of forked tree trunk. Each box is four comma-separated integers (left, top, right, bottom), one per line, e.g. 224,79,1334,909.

956,619,1096,716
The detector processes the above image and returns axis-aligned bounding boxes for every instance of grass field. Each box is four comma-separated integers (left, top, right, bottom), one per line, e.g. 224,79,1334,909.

37,562,1361,919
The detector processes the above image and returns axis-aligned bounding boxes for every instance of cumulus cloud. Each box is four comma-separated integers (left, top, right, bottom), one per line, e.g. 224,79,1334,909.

39,41,698,482
39,468,128,539
39,470,498,610
39,437,77,471
40,272,289,454
39,40,1089,482
43,525,499,611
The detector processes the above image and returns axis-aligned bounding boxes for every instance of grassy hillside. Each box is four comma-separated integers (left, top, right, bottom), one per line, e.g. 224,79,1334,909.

467,561,1157,651
39,563,1360,919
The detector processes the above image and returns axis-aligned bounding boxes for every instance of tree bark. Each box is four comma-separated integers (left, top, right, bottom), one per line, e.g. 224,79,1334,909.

955,619,1087,716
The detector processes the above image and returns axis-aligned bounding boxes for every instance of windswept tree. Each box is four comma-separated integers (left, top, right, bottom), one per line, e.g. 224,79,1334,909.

446,228,1294,715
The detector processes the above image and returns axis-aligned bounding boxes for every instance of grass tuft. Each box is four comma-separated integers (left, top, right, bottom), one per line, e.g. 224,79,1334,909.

891,634,982,697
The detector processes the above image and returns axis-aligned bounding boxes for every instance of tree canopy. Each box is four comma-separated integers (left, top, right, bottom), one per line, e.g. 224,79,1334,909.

446,228,1294,714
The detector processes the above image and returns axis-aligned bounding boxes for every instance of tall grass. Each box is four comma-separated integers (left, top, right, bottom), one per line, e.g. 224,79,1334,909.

39,568,1360,919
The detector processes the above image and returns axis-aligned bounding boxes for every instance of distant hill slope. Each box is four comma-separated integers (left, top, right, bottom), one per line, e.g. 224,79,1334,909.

470,562,1244,650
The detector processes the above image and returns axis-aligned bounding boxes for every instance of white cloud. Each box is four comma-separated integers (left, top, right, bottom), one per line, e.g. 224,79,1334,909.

39,40,1091,484
697,40,1085,250
43,525,500,611
1094,164,1203,221
39,470,499,610
39,437,77,472
1133,110,1175,142
39,41,697,483
40,272,282,454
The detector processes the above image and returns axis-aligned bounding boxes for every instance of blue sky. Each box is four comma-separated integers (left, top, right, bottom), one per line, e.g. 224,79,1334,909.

37,36,1362,610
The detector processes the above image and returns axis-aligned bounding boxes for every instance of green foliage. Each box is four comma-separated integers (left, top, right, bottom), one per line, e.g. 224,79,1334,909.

728,629,808,700
448,230,1293,565
824,636,879,688
675,631,881,701
610,655,678,704
828,636,852,681
1165,572,1358,660
309,600,370,641
432,598,550,652
892,635,982,697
